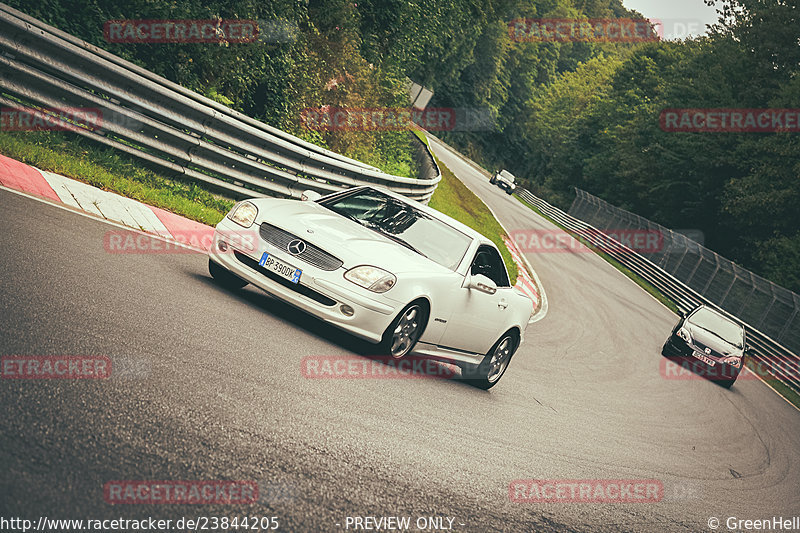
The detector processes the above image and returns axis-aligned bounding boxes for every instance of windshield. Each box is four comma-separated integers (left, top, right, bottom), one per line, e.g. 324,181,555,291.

688,308,745,348
499,170,515,182
319,189,473,270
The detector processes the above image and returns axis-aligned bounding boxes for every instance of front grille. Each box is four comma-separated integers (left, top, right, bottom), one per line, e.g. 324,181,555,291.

234,251,337,307
693,340,708,353
259,223,343,271
690,339,718,357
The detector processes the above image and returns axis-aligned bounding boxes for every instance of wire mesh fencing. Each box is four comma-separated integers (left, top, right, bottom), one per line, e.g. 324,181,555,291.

568,189,800,355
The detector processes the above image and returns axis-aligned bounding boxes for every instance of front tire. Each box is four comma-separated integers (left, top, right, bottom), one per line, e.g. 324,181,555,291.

208,258,248,289
462,332,518,390
661,339,674,357
717,366,741,389
380,301,428,359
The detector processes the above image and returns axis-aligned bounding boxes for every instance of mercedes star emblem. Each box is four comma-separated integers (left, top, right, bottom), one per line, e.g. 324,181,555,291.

287,239,307,255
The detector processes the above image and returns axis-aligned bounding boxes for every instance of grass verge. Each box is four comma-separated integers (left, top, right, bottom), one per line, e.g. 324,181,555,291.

0,131,233,226
428,152,518,286
744,359,800,410
0,129,518,286
514,193,800,408
412,129,429,147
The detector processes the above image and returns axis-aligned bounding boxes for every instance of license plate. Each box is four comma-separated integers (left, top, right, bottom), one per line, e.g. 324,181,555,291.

691,350,716,366
259,252,302,284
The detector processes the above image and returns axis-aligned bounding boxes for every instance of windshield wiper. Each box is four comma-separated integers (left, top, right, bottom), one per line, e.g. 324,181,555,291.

329,207,362,224
328,206,428,258
364,223,428,258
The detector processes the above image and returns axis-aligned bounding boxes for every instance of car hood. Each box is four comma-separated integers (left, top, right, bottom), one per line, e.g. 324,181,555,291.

256,199,454,274
685,323,742,357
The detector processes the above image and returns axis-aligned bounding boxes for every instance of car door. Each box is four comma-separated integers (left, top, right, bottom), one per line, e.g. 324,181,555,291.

436,245,512,355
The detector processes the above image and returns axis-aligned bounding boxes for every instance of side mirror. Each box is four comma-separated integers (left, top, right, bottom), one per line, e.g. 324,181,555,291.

300,190,322,202
745,346,754,356
467,274,497,295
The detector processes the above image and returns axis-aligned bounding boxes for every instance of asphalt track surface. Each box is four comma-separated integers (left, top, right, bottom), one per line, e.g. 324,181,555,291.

1,141,799,532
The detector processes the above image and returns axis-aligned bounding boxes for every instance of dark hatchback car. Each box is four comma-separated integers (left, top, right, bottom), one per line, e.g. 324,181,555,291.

662,305,751,388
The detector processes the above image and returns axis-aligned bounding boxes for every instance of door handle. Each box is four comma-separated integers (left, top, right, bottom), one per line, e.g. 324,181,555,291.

498,299,508,310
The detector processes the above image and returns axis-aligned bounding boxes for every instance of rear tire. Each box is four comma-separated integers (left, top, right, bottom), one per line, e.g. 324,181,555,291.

208,258,248,289
718,367,741,389
462,332,518,390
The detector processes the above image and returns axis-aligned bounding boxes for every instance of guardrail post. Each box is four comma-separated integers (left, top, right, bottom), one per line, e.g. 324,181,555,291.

719,273,738,307
0,5,442,203
685,252,704,288
777,307,798,344
737,272,758,315
755,290,777,331
701,256,720,294
669,235,691,276
523,186,799,391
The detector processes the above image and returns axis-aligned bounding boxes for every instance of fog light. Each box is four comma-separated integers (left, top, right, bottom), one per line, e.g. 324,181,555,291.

340,304,354,317
217,239,228,252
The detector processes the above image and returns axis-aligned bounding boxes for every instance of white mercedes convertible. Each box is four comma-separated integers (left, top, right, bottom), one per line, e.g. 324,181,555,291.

208,185,533,389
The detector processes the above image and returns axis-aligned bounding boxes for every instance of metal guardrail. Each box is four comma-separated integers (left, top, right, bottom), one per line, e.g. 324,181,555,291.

569,188,800,353
0,3,441,203
516,188,800,393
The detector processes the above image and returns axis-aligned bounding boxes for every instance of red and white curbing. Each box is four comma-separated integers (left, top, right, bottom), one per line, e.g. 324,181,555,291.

503,235,540,310
0,153,214,250
0,152,542,311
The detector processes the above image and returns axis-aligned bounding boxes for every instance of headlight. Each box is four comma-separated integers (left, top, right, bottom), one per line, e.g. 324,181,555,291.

344,265,397,293
228,201,258,227
678,327,691,343
721,356,742,367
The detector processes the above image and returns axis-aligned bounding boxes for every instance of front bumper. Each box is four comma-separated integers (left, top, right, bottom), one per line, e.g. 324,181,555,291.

662,336,741,381
209,219,400,343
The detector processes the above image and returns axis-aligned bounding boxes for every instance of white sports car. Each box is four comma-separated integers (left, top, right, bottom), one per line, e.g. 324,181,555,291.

208,185,533,389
